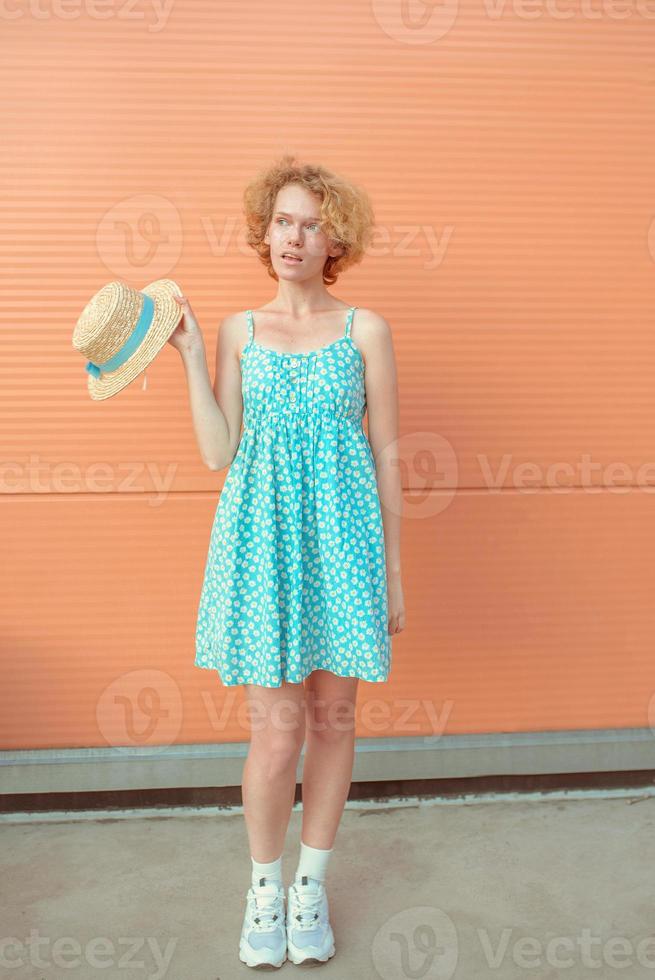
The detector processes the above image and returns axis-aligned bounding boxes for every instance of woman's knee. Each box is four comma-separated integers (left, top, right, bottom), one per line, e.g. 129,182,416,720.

246,690,306,769
249,728,304,776
305,698,356,744
245,683,305,745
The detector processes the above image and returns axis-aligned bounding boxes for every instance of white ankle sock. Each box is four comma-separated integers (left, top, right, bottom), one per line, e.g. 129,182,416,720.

294,841,333,885
251,854,283,889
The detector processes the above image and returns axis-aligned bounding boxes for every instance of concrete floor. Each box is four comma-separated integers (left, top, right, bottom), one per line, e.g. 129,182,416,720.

1,791,654,980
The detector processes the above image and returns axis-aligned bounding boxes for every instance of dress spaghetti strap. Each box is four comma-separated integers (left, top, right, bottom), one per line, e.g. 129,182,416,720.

246,309,254,344
345,306,356,339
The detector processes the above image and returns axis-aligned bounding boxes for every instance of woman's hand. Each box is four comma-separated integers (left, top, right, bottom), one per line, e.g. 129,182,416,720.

168,294,205,357
387,571,406,636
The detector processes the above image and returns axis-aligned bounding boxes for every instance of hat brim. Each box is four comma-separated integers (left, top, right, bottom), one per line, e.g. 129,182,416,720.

86,278,185,401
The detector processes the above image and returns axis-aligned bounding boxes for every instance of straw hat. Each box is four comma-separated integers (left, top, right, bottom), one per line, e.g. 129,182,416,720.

72,278,185,400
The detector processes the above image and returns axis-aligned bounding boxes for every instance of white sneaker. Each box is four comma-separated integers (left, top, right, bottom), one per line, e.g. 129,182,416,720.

286,875,336,965
239,876,287,970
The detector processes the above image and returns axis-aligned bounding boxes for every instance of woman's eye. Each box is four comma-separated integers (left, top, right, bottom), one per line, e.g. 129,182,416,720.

275,217,320,231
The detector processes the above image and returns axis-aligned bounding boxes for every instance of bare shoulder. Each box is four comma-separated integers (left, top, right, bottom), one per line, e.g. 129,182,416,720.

351,307,395,366
216,309,251,360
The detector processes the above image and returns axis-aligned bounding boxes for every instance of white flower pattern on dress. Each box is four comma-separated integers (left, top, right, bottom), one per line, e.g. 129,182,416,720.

194,306,391,687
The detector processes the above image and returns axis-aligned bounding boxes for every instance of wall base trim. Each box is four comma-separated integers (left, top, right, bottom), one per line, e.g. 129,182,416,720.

1,727,653,795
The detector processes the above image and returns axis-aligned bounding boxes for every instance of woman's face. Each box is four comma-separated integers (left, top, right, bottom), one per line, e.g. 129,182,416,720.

265,183,342,281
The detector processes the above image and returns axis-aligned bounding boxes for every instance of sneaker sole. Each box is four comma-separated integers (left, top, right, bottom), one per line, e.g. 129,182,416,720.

239,944,287,970
287,940,336,966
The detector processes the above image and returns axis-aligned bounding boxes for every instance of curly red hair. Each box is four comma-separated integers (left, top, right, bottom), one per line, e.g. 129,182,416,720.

243,153,376,286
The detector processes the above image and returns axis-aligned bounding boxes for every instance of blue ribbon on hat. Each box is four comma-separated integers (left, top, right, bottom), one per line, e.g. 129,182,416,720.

85,293,155,379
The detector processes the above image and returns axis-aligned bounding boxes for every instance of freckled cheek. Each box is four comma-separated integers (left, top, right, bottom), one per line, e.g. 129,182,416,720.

305,237,329,259
297,235,330,262
269,227,328,262
269,228,286,253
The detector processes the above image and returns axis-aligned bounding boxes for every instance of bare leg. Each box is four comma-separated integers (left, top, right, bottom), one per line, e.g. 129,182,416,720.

242,680,307,862
300,670,359,849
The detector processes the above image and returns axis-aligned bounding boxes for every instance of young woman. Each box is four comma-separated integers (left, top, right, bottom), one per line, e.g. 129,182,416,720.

168,154,405,969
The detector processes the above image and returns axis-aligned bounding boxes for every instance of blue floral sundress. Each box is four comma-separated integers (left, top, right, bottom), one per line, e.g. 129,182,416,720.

194,305,392,687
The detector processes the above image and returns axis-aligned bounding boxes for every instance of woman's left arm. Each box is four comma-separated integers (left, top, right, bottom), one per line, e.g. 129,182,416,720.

357,309,406,637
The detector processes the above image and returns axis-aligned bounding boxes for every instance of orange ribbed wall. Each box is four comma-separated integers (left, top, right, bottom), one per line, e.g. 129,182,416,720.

2,1,655,749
